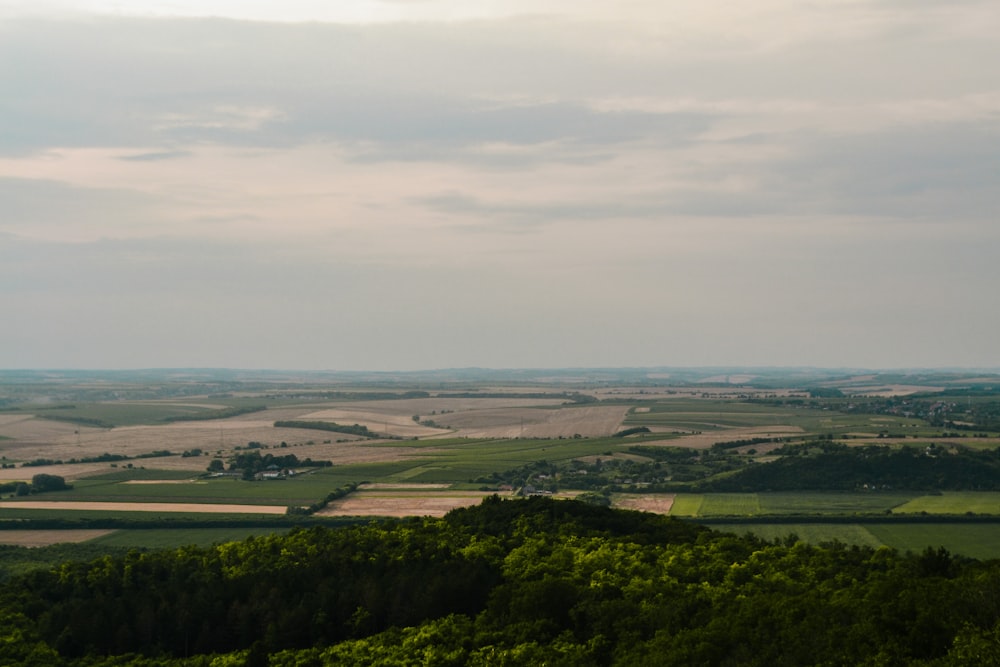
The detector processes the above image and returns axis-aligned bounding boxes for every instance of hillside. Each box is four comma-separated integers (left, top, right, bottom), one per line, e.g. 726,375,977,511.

1,497,999,665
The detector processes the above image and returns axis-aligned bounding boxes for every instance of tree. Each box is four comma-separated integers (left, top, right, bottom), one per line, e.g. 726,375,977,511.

30,474,69,493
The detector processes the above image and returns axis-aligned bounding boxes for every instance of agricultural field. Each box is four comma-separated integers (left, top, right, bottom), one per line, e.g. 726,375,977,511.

709,522,1000,560
893,492,1000,515
1,368,1000,555
318,484,500,518
0,529,115,547
621,398,943,442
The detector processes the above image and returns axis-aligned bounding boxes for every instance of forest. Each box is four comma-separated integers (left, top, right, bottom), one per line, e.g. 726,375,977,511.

2,496,1000,666
479,441,1000,496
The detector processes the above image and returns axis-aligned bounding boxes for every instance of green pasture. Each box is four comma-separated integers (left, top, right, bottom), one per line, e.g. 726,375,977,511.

46,470,352,506
664,495,703,516
866,523,1000,560
893,492,1000,515
669,492,920,517
332,437,636,486
698,493,762,515
86,469,197,481
374,438,634,484
758,492,915,515
301,462,430,486
705,522,1000,559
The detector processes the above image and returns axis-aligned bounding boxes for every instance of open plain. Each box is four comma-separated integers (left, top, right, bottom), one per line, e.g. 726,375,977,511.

2,368,1000,557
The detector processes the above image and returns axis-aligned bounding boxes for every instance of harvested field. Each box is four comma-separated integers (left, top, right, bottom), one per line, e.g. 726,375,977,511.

593,387,799,400
0,415,36,426
317,491,497,518
613,494,675,514
338,396,570,414
840,385,944,397
299,408,451,438
123,479,203,484
0,463,123,482
649,426,805,450
0,529,115,547
0,501,289,514
0,404,430,482
301,399,626,440
358,483,450,490
0,416,94,443
0,406,368,459
427,405,630,439
0,401,623,479
0,440,429,483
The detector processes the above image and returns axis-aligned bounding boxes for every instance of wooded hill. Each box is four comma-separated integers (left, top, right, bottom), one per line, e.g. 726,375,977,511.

2,496,1000,665
697,443,1000,492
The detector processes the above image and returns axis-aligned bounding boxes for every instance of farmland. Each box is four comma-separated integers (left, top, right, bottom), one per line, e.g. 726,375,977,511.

1,367,1000,557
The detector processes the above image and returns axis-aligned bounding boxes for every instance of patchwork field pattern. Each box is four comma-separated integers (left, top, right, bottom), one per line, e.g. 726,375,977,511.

2,372,1000,557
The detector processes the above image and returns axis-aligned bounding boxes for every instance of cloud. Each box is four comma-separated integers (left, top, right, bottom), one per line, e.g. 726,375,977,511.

0,177,163,240
117,150,193,162
0,7,998,369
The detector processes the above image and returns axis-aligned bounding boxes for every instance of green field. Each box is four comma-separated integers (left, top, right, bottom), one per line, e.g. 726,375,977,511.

345,437,639,485
697,493,762,515
710,522,1000,560
893,492,1000,514
758,491,915,515
2,373,999,559
866,523,1000,559
668,494,704,516
667,492,919,517
56,471,347,506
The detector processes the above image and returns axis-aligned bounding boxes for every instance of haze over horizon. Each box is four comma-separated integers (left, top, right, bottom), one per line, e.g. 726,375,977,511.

2,1,998,371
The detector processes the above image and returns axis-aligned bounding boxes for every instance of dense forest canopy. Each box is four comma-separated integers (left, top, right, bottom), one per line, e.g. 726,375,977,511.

2,497,1000,666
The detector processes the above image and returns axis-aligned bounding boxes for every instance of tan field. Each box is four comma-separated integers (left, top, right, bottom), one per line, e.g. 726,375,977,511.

613,494,675,514
299,396,610,439
0,501,289,514
0,404,440,481
841,385,945,397
0,398,609,471
0,397,627,486
427,405,630,439
317,491,498,518
647,425,806,450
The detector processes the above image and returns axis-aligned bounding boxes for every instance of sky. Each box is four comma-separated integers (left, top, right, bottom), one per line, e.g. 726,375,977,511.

1,1,998,371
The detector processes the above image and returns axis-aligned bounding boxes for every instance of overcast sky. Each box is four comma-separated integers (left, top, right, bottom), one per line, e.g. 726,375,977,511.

1,1,998,371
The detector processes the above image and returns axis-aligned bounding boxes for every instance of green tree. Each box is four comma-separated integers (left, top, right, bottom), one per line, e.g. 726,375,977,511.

29,474,69,493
